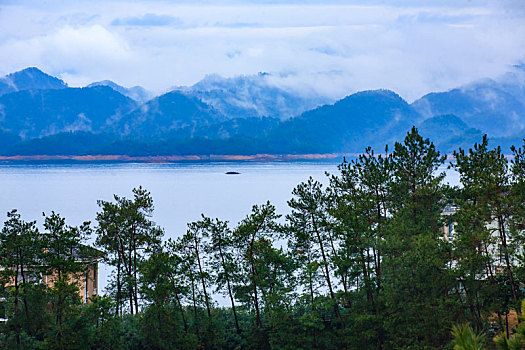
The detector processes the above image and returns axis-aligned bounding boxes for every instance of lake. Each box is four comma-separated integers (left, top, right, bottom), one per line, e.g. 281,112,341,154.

0,161,460,292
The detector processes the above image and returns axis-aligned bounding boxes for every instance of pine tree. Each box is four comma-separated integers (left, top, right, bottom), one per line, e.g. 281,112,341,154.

454,136,522,336
40,211,93,349
327,147,392,348
201,216,242,335
0,210,42,345
286,177,344,329
95,187,163,315
382,127,454,348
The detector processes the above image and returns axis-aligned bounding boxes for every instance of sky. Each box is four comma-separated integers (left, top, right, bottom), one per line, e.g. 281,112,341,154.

0,0,524,101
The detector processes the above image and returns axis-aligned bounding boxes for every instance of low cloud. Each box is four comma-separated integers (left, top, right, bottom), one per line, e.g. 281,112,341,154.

396,12,480,25
213,22,260,28
0,25,133,86
0,1,523,101
111,13,183,27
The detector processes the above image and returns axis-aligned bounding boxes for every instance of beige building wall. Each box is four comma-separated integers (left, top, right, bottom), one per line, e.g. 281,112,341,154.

8,262,99,303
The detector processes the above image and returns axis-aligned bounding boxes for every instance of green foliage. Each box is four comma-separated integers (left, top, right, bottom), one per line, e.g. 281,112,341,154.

2,129,525,349
451,323,486,350
96,186,163,316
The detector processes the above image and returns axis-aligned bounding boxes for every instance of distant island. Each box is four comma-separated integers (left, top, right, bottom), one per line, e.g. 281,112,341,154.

0,66,524,159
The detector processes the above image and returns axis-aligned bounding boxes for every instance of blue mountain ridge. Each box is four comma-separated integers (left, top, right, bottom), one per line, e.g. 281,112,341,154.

87,80,152,103
173,73,331,120
0,67,67,96
0,67,523,156
412,67,525,138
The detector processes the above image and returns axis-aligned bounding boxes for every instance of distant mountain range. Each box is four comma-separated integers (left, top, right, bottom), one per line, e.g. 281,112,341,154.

413,71,525,138
87,80,152,103
0,66,523,157
173,73,330,120
0,67,67,96
0,85,137,139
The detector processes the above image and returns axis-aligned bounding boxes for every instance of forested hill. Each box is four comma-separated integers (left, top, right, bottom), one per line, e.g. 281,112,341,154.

0,67,67,96
0,67,524,157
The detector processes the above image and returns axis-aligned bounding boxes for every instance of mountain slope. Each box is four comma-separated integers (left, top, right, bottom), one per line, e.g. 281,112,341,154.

417,114,470,143
0,67,67,96
113,91,223,139
268,89,419,153
175,73,330,120
0,66,523,156
416,114,483,152
87,80,152,103
412,68,525,137
0,86,137,139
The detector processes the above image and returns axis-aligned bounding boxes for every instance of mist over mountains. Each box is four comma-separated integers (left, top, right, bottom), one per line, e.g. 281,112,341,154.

87,80,153,103
0,66,524,157
173,73,330,121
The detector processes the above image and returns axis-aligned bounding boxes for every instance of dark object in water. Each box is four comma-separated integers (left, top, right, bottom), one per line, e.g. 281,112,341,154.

225,171,240,175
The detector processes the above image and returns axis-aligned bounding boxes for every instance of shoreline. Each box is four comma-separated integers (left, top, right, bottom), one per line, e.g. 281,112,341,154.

0,153,477,163
0,153,348,163
0,153,485,164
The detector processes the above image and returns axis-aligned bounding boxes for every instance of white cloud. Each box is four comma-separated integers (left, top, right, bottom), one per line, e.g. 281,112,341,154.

111,13,183,27
0,25,134,86
0,0,523,101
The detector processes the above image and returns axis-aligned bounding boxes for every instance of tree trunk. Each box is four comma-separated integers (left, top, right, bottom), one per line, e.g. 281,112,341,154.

251,257,262,328
218,240,241,334
497,214,518,301
173,287,188,332
133,225,139,313
19,258,31,332
307,244,317,347
312,214,344,328
190,266,199,335
247,234,263,329
194,234,211,318
128,252,134,315
14,261,20,345
116,254,121,316
360,248,376,309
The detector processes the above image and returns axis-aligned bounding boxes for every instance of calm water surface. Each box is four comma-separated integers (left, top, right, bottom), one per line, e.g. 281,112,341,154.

0,161,460,292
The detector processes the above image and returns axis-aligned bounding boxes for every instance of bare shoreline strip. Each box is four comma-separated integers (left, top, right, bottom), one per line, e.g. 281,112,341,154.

0,154,484,162
0,153,349,163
